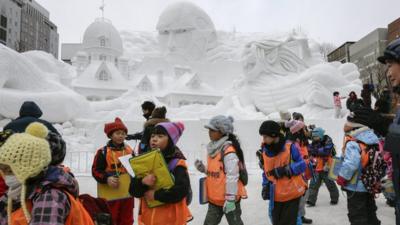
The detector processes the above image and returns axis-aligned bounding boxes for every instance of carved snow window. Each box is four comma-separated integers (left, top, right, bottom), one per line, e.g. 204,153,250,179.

98,70,110,81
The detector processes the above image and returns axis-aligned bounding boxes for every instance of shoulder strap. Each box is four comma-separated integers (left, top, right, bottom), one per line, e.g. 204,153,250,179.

168,158,180,172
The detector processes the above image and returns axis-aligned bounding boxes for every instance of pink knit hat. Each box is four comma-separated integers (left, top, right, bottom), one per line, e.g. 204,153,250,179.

156,122,185,145
288,120,305,134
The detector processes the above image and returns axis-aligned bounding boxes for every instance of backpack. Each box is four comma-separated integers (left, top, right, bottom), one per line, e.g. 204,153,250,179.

358,142,387,195
220,146,248,186
79,194,113,225
168,158,193,205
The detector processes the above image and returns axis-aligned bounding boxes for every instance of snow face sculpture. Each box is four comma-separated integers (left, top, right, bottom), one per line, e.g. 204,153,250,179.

156,1,217,62
239,38,362,114
0,45,90,123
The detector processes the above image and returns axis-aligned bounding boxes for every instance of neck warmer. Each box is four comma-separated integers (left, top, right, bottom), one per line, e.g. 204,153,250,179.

207,136,230,158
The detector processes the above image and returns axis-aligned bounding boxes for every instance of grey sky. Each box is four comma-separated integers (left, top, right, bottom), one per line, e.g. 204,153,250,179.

37,0,400,46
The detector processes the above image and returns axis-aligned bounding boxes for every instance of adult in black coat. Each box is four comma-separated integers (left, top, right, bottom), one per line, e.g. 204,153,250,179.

3,101,59,134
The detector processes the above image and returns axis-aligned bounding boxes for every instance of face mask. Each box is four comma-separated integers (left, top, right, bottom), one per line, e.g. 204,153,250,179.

4,175,22,200
4,175,19,188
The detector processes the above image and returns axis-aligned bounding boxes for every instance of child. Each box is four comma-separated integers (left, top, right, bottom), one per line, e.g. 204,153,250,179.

194,115,247,225
337,110,381,225
259,120,306,225
285,120,312,224
307,127,339,206
333,91,346,118
0,122,93,225
92,117,134,225
129,122,192,225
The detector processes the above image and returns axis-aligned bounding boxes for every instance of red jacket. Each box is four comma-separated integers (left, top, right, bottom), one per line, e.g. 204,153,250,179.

0,176,7,197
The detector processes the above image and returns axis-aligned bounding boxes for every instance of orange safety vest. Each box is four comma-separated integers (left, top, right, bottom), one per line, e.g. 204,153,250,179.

104,146,133,174
315,156,333,172
138,159,192,225
343,136,369,168
205,145,247,206
11,192,94,225
263,142,307,202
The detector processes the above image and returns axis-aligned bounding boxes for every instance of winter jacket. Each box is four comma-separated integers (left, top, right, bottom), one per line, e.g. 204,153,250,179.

3,101,59,134
333,96,342,107
346,98,363,112
339,128,379,192
0,166,79,225
0,177,6,198
309,135,334,157
129,147,190,203
92,141,132,184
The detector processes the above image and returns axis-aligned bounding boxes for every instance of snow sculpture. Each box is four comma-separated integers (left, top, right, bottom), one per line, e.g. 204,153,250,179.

0,45,90,123
156,1,217,62
238,38,362,114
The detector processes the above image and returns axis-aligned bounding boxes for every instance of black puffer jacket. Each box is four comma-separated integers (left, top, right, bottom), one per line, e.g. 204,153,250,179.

3,101,59,134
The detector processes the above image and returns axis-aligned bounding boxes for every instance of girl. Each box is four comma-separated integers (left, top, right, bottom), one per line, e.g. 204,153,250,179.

129,122,192,225
195,115,247,225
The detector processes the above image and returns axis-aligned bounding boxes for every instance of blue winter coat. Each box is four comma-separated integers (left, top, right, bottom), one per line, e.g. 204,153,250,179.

338,128,379,192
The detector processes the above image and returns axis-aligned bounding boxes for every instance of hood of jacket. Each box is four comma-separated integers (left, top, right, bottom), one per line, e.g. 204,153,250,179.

348,127,379,145
19,101,43,118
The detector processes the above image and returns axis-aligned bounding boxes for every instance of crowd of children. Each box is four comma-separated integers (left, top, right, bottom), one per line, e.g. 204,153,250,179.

1,38,400,225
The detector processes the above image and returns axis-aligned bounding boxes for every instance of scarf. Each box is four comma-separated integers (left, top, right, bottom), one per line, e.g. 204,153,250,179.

207,136,230,158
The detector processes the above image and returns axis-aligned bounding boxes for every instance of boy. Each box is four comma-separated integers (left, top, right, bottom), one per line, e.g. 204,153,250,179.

307,127,339,207
92,117,134,225
259,120,307,225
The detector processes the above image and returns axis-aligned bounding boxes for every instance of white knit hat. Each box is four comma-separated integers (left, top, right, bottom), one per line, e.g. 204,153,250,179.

0,122,51,223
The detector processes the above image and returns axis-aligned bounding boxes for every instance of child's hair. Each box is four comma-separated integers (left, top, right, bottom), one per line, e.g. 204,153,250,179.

333,91,339,96
151,125,174,150
227,133,245,163
141,101,156,111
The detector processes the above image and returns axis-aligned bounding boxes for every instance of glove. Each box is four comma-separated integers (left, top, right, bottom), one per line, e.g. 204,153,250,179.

256,149,264,169
195,159,206,174
336,176,348,187
272,165,292,179
261,185,270,200
223,201,236,214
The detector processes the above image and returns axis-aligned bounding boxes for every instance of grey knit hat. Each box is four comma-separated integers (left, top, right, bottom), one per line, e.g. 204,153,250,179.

204,115,234,135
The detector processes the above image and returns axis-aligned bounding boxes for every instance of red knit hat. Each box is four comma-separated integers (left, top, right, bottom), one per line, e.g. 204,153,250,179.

104,117,128,137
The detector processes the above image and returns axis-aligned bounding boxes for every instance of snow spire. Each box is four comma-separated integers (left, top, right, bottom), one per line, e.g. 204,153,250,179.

99,0,105,19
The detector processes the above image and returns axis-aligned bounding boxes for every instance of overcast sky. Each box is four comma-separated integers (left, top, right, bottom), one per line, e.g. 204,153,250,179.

36,0,400,46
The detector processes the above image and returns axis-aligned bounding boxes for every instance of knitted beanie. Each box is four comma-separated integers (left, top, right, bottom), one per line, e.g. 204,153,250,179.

104,117,128,137
0,122,51,223
311,127,325,140
287,120,305,134
279,110,291,121
204,115,234,135
156,122,185,145
259,120,281,137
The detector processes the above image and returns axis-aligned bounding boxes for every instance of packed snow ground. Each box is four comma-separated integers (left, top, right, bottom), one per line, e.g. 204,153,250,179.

77,173,394,225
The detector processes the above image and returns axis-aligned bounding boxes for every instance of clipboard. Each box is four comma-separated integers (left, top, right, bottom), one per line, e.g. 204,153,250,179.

199,177,208,205
97,173,131,201
328,157,358,184
129,149,175,208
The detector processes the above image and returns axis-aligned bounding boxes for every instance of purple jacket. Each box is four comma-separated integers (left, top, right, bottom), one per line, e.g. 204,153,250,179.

0,166,79,225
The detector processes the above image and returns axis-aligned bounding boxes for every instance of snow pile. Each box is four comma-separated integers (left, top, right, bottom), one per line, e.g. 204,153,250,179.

23,50,76,86
0,45,90,123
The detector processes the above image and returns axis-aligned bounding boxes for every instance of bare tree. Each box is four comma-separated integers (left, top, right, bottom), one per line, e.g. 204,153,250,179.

319,42,336,61
358,56,388,96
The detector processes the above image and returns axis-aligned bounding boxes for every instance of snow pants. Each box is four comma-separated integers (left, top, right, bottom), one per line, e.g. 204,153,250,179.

334,106,341,118
272,197,301,225
204,202,244,225
307,171,339,205
345,190,380,225
108,197,134,225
